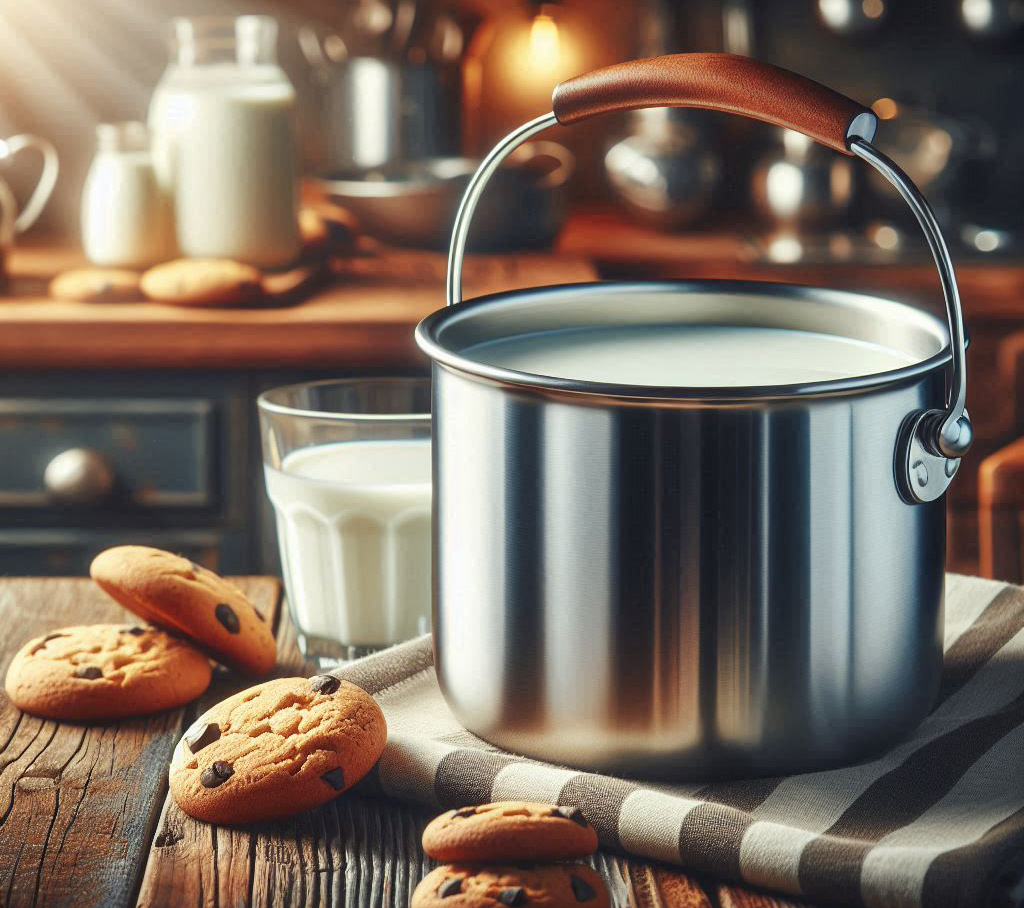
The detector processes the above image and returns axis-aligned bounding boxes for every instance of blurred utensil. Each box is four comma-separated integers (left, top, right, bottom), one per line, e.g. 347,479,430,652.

430,10,464,63
352,0,393,54
328,57,404,169
751,127,856,229
605,108,721,230
390,0,418,56
314,142,574,249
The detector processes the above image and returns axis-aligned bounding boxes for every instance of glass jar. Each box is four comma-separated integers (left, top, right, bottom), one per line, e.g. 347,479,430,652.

148,16,300,269
81,122,175,268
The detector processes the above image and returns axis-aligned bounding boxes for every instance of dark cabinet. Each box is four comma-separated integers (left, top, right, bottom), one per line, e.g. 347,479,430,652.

0,368,423,575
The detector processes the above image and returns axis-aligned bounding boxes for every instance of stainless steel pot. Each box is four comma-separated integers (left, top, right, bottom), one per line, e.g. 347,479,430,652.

415,54,972,778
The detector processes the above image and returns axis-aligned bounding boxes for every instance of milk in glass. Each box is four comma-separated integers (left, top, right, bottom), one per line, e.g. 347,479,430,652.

265,439,432,650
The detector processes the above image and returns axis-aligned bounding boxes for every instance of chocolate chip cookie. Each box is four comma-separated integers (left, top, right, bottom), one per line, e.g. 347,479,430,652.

50,267,142,302
412,864,609,908
140,258,263,306
4,624,211,721
169,675,387,824
422,802,599,863
90,546,276,676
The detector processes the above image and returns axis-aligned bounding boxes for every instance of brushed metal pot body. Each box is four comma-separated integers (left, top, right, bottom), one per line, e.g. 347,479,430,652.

417,281,952,778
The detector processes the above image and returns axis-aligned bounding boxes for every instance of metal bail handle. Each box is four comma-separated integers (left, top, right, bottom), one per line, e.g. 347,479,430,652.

445,54,971,503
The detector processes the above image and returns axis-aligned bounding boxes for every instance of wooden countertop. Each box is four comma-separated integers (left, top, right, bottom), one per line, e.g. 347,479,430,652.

4,209,1024,370
0,575,815,908
0,247,597,370
558,207,1024,322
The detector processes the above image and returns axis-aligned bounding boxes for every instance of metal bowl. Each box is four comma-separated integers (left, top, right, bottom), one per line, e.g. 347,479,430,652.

314,143,574,250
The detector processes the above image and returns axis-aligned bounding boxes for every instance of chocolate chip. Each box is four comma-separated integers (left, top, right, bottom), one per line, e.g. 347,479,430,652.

321,767,345,791
309,675,340,695
438,878,462,898
184,722,220,754
453,807,477,818
74,666,102,680
570,875,596,902
123,626,146,636
553,806,589,827
214,603,240,634
200,761,234,788
498,887,527,906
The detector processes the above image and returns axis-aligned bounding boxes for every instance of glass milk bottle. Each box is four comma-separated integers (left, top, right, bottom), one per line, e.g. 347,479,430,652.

148,16,300,269
81,122,176,268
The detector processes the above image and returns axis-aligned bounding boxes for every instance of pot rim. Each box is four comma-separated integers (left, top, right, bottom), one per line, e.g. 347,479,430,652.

415,278,956,402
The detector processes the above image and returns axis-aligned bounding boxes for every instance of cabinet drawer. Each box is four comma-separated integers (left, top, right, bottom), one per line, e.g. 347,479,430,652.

0,528,247,575
0,398,216,511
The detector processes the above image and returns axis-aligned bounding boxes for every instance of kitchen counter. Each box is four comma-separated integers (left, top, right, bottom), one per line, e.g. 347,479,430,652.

559,206,1024,321
0,247,597,370
4,216,1024,371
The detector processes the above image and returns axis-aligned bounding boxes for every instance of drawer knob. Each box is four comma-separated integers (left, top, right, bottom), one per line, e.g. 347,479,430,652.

44,448,116,505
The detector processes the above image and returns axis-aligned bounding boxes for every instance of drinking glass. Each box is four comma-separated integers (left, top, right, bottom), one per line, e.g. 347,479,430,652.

258,377,432,665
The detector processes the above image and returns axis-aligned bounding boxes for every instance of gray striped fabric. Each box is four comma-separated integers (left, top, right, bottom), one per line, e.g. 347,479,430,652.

335,573,1024,908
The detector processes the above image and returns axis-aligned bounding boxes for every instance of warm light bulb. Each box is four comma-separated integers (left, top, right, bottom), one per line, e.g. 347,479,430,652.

528,13,561,66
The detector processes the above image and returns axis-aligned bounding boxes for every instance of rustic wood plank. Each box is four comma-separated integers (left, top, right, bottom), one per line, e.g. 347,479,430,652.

617,861,713,907
135,604,723,908
718,883,820,907
0,576,280,908
136,602,444,908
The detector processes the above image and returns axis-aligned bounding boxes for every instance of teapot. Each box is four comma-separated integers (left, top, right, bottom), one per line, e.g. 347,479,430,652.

0,134,59,266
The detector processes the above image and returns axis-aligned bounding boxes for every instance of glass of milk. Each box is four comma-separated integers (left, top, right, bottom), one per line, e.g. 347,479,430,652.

258,378,432,666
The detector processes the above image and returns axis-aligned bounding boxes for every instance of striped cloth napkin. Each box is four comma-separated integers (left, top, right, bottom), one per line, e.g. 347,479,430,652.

336,573,1024,908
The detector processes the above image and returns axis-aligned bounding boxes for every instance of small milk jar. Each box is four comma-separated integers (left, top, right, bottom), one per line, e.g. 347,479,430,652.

148,16,300,269
81,122,175,268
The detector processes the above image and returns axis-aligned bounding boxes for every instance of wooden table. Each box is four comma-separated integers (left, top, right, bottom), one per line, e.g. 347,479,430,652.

0,582,820,908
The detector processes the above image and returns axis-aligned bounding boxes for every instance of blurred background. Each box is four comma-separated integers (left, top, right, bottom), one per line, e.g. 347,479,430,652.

0,0,1022,581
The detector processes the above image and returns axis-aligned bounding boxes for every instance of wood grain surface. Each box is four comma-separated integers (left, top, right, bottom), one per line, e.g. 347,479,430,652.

0,576,281,908
0,577,820,908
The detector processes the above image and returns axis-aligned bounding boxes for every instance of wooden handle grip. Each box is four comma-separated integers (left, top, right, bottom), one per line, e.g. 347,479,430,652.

552,53,874,154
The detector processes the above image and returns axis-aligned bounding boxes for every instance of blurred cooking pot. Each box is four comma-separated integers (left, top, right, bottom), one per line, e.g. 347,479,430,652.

417,54,971,778
751,127,856,228
314,142,573,250
604,107,721,229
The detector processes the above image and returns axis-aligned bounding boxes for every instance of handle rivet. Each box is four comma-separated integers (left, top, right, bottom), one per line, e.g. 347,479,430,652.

945,459,959,478
912,461,929,487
